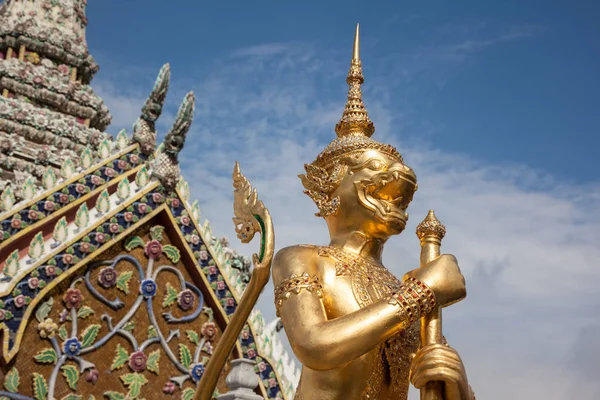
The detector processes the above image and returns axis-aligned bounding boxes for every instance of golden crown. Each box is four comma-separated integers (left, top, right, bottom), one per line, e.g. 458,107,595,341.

311,24,404,170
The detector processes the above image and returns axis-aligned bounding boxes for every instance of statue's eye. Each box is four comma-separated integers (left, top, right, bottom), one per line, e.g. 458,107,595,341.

367,160,385,170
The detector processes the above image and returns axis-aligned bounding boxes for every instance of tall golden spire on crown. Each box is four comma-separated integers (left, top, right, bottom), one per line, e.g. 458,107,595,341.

335,24,375,138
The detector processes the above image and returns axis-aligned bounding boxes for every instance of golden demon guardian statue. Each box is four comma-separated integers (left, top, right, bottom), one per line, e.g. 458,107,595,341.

271,25,475,400
197,24,475,400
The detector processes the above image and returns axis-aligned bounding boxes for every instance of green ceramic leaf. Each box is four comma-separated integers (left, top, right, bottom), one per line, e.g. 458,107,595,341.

116,129,129,150
61,364,79,390
147,326,157,340
162,245,181,264
22,176,36,201
123,321,135,332
116,179,131,201
110,343,129,371
103,392,126,400
81,147,94,169
0,185,15,211
4,249,20,278
34,348,57,364
77,306,95,319
3,367,20,393
43,167,57,190
149,226,165,242
61,394,82,400
181,388,195,400
191,200,201,222
186,330,199,346
95,189,110,214
80,324,101,347
75,203,89,229
98,138,111,159
162,283,178,308
178,344,192,369
28,232,45,259
58,325,68,341
124,236,145,251
61,157,75,179
135,166,149,188
120,373,148,399
32,373,48,400
35,297,53,323
116,271,133,294
53,216,68,243
146,350,160,374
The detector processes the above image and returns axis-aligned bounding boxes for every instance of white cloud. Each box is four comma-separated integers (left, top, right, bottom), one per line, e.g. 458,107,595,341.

95,34,600,400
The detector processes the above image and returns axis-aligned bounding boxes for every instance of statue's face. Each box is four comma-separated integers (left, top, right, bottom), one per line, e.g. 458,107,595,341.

335,149,417,236
143,102,162,122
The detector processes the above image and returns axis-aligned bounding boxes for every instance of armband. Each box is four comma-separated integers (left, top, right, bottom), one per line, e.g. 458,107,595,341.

388,277,436,323
274,272,323,316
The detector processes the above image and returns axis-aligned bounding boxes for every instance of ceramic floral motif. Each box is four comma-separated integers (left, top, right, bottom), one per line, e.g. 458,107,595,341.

116,129,129,150
135,165,149,189
51,216,68,247
116,178,131,202
81,146,94,169
97,137,111,159
42,167,57,190
0,185,15,211
22,176,36,201
60,157,75,179
75,202,89,230
28,232,45,261
95,189,110,215
3,249,20,278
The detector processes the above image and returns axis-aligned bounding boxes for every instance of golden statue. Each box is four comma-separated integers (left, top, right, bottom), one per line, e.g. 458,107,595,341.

271,25,475,400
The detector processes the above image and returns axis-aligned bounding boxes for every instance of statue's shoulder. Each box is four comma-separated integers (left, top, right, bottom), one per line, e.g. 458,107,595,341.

272,245,320,284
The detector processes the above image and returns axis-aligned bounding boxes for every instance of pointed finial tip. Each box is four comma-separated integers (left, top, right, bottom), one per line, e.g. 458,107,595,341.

353,23,360,60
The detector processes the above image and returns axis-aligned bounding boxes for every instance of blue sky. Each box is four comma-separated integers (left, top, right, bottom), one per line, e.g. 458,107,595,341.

86,0,600,184
77,1,600,399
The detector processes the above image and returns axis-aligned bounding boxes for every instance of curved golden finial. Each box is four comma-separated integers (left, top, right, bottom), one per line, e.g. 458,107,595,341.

335,23,375,138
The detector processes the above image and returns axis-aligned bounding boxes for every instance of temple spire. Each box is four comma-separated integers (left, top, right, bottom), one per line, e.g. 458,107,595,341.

334,23,375,138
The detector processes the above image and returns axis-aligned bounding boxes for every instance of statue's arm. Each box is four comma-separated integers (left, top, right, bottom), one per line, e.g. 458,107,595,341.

273,246,436,371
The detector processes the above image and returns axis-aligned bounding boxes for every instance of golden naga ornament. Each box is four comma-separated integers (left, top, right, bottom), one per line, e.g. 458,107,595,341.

272,24,475,400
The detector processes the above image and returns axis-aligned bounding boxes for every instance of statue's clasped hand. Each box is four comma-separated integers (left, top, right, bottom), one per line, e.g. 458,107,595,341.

404,254,467,308
409,343,472,400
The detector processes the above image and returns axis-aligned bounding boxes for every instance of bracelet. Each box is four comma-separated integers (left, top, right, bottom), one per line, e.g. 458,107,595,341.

274,272,323,317
388,277,436,323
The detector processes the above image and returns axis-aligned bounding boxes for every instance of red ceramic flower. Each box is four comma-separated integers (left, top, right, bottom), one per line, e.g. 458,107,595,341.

152,193,163,203
109,223,120,233
144,240,162,259
80,242,91,253
75,184,86,194
181,216,190,226
10,218,21,229
177,289,195,311
14,295,27,308
62,253,74,264
170,198,180,208
98,267,117,288
85,368,99,384
123,212,134,222
28,277,40,289
44,201,55,211
105,168,115,177
96,232,106,243
45,265,57,277
138,203,148,214
201,322,217,341
129,154,139,164
163,382,175,394
63,288,83,309
59,193,69,203
28,210,39,220
128,351,147,372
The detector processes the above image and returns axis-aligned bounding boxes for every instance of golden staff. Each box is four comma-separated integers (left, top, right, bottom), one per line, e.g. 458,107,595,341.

195,162,275,400
416,210,447,400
